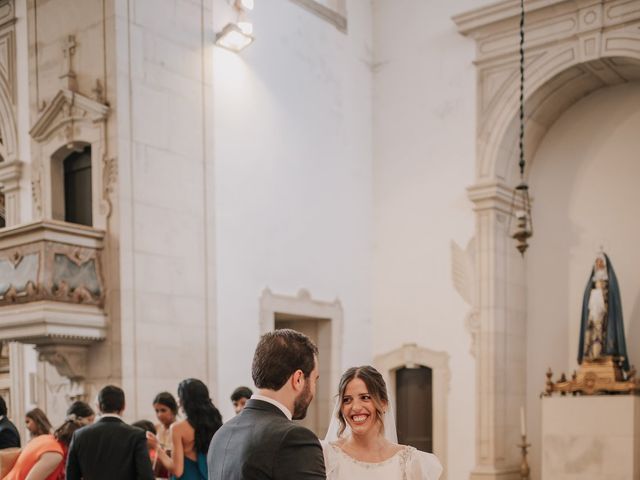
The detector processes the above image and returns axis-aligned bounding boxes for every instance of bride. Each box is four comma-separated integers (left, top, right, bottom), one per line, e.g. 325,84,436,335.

322,366,442,479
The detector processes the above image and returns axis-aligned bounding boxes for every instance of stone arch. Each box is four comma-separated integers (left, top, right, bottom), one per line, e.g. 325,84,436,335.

375,343,450,479
455,2,640,478
487,54,640,184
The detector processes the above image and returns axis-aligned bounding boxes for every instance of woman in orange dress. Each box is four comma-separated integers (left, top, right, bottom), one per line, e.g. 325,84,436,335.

3,434,63,480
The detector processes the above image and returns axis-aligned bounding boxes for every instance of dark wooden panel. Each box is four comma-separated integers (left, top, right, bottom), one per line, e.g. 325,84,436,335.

396,366,433,452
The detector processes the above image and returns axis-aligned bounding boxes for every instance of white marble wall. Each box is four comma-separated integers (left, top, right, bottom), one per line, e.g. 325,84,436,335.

542,396,640,480
212,0,374,421
114,0,216,418
372,1,487,478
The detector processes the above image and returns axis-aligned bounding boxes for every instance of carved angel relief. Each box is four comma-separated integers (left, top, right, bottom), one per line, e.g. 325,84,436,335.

451,237,479,356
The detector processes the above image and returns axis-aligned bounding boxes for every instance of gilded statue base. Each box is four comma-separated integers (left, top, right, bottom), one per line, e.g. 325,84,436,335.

544,356,640,396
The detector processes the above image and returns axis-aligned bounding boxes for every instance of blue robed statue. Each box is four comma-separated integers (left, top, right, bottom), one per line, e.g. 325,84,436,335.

577,252,629,371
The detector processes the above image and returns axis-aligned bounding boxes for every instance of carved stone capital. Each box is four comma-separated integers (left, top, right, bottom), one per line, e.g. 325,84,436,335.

0,159,21,192
36,344,88,382
467,180,515,214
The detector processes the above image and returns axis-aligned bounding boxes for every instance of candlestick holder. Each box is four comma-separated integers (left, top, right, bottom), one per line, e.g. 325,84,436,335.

517,434,531,479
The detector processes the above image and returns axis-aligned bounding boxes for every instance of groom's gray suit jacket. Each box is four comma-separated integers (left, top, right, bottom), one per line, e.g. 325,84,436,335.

207,399,326,479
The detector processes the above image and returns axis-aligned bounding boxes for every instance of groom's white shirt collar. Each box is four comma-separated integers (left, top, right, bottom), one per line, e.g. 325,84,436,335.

251,394,292,420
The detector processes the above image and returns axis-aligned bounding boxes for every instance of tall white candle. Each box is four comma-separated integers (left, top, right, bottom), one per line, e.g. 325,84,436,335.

520,406,526,436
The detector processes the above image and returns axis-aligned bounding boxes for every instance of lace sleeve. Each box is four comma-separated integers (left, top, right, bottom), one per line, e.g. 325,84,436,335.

406,449,443,480
320,440,339,478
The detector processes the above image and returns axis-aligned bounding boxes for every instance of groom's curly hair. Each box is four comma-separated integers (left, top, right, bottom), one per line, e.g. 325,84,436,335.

252,329,318,390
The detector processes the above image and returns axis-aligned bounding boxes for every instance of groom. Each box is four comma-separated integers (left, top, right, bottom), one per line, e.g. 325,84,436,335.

207,329,326,479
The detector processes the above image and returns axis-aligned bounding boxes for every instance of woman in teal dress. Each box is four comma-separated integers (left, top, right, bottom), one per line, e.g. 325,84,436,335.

150,379,223,479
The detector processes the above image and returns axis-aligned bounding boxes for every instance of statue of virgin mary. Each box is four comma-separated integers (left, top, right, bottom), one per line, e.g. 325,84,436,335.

577,252,629,371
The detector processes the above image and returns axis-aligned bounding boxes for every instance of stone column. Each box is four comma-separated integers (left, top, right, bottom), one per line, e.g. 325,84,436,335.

468,181,527,480
0,160,22,226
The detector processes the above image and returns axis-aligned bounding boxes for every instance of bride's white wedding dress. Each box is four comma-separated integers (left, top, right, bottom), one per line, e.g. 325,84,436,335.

323,399,442,480
322,441,442,480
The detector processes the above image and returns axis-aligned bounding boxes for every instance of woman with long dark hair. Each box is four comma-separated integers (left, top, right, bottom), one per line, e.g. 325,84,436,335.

150,379,222,479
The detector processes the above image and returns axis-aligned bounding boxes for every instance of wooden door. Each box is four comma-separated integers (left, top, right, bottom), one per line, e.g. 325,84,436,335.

396,366,433,452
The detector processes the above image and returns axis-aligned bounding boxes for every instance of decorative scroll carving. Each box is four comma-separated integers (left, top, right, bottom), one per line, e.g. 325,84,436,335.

31,178,42,217
101,157,117,218
0,252,38,297
52,253,101,300
29,89,109,144
36,345,88,382
60,35,78,92
451,238,479,356
0,222,105,307
545,357,640,396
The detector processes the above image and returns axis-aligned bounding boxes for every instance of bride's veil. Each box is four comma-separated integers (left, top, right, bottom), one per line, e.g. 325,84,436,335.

324,397,398,443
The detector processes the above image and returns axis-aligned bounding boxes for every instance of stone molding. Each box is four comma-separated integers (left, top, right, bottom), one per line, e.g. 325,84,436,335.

0,0,17,163
453,1,640,478
29,89,112,228
467,180,516,214
375,344,450,480
0,159,21,226
35,344,89,382
259,287,343,434
259,288,343,334
0,219,106,307
29,89,108,144
288,0,347,33
454,0,640,183
0,301,106,344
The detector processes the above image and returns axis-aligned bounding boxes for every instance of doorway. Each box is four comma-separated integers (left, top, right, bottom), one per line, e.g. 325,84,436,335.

396,366,433,452
274,313,331,437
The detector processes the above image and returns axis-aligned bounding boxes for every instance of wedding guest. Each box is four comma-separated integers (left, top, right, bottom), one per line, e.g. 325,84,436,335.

65,401,95,426
230,386,252,415
0,395,20,449
133,420,156,435
66,385,154,480
25,408,53,438
133,420,159,469
3,431,63,480
54,407,91,480
4,403,92,480
153,391,178,452
149,379,222,479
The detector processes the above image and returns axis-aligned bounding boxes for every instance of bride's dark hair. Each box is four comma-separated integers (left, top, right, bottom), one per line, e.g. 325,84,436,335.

336,365,388,437
178,378,223,454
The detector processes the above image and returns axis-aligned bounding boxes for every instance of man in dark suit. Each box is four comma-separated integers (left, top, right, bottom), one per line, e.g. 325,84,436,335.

66,385,154,480
0,396,20,449
208,329,325,479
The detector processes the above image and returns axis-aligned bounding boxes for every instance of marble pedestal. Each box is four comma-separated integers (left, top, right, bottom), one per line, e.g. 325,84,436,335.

542,396,640,480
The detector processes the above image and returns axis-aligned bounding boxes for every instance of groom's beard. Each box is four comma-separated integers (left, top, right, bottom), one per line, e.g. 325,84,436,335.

292,381,313,420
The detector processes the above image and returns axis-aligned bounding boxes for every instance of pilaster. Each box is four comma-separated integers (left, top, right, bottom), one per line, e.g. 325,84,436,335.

0,159,22,226
468,182,526,480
